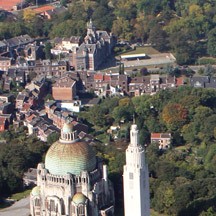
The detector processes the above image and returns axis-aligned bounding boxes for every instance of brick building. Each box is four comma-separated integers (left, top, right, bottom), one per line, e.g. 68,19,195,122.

52,74,76,101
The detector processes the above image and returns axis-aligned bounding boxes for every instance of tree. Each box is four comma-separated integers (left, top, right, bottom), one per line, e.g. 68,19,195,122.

44,42,52,60
203,64,215,77
162,103,188,131
207,28,216,57
23,9,37,22
47,132,60,145
147,24,169,51
140,67,149,76
112,18,132,40
60,0,67,7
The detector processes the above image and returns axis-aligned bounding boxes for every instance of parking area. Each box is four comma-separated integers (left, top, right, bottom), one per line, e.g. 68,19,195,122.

122,53,176,68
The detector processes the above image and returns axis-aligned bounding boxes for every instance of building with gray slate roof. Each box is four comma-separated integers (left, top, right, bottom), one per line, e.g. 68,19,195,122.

72,20,116,71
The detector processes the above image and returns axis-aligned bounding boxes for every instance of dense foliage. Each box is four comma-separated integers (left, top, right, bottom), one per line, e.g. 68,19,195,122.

0,126,49,196
80,86,216,215
0,0,216,64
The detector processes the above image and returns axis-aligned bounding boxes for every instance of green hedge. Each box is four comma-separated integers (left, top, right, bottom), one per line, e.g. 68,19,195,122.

197,58,216,65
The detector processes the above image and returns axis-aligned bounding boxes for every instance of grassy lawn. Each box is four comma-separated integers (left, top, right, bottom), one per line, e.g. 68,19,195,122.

10,189,32,201
121,46,160,56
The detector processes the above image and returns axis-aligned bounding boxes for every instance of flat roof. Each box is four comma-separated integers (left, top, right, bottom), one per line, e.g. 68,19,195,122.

121,53,146,59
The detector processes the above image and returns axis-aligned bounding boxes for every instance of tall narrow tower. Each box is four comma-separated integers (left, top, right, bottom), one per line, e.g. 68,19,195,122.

123,124,150,216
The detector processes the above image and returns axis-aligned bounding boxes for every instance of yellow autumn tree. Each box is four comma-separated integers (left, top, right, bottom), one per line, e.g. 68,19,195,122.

162,103,188,131
23,9,37,22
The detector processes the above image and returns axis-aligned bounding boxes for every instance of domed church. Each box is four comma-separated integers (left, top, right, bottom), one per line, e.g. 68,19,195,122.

30,122,115,216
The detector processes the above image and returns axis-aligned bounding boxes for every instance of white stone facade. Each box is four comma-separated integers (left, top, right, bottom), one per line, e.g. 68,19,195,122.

123,124,150,216
30,123,115,216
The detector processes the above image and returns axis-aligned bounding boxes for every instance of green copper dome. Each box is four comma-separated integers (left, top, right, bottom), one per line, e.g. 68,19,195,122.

31,186,40,196
45,140,96,176
72,193,87,204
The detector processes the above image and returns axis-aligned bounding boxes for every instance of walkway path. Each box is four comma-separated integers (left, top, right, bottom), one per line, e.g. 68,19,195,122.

0,196,30,216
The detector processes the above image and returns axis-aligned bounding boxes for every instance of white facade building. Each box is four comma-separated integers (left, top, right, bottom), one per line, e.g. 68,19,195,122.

123,124,150,216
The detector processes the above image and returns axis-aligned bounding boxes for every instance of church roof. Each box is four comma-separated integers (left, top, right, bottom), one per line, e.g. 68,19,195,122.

72,193,87,204
31,186,40,196
45,122,96,176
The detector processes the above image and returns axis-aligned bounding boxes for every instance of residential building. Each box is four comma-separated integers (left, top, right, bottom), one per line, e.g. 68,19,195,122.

0,57,12,71
52,74,77,101
151,133,172,149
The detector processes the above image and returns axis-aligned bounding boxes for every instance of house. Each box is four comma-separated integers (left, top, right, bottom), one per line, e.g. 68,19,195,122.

0,116,9,131
190,76,209,88
4,34,34,51
16,93,27,109
3,78,12,91
25,77,48,102
0,102,14,114
151,133,171,149
51,36,81,55
58,100,82,112
25,113,59,141
0,93,14,103
0,57,12,71
72,120,88,134
37,120,59,142
41,7,67,20
150,74,161,93
129,76,150,96
7,68,26,85
52,74,77,101
45,100,57,119
24,44,44,61
33,60,68,77
204,77,216,89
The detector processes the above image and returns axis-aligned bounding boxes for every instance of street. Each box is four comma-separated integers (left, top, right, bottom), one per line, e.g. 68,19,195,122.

0,196,30,216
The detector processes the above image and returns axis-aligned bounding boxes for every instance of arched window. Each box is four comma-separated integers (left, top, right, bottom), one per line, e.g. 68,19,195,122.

50,200,55,211
35,198,40,206
78,205,85,215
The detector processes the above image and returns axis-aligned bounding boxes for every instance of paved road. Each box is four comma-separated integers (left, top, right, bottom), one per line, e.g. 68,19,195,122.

0,196,30,216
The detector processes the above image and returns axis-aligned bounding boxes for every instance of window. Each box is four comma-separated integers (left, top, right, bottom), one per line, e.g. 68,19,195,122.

78,205,85,215
35,198,40,206
129,172,133,179
50,200,55,211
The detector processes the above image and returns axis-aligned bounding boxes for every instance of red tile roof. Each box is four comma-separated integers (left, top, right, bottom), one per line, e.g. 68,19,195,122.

33,5,54,13
0,116,6,124
0,0,21,11
176,77,184,87
94,74,103,80
151,133,161,139
104,75,111,81
26,114,36,122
